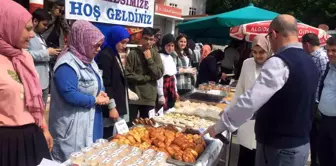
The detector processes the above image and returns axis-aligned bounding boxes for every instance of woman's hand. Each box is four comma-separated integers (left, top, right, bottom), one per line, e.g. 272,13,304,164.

96,91,109,105
158,96,165,105
43,129,53,152
109,108,119,120
221,73,227,80
175,92,180,100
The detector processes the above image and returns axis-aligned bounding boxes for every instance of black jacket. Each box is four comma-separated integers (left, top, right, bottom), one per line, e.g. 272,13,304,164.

96,47,128,117
197,50,224,86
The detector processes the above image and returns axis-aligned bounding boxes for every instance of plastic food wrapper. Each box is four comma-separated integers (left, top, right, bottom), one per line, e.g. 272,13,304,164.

115,146,130,156
154,152,168,160
95,139,108,146
121,156,134,165
130,147,142,155
128,151,141,159
111,160,123,166
106,153,119,163
81,147,94,157
140,153,153,162
70,152,85,165
154,157,166,166
95,149,108,159
133,159,146,166
107,142,118,148
92,142,104,151
143,149,156,158
99,157,114,166
85,155,100,166
146,161,157,166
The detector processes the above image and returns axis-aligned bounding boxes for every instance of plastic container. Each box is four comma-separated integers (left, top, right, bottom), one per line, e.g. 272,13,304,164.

105,152,120,163
111,160,123,166
85,155,100,166
154,157,166,166
107,142,119,151
130,147,142,155
143,149,156,158
122,156,135,165
154,152,168,160
91,142,104,152
95,139,108,146
81,147,94,157
95,150,108,159
140,153,153,163
116,145,130,156
134,159,146,166
99,157,113,166
128,151,141,160
70,151,85,165
146,161,157,166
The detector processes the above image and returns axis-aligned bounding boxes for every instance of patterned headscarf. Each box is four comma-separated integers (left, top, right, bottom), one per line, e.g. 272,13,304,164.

0,0,45,126
59,20,104,64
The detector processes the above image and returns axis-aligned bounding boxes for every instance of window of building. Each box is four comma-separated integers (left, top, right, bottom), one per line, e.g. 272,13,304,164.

169,3,178,8
189,7,196,15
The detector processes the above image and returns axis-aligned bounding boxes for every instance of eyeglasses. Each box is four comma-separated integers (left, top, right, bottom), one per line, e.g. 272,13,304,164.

265,30,279,40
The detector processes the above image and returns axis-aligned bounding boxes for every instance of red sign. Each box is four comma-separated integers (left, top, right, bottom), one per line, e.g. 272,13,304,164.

230,26,240,34
155,4,182,18
297,24,319,36
245,22,270,34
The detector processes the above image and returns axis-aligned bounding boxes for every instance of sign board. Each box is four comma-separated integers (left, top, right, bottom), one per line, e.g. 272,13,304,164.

155,3,182,18
157,107,164,116
65,0,155,27
114,119,129,135
148,109,156,118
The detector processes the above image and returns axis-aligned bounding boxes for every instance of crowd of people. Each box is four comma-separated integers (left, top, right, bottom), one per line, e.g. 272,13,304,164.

1,0,336,166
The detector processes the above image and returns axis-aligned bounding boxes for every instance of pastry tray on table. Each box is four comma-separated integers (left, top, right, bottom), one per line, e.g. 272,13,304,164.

109,125,219,166
181,90,227,105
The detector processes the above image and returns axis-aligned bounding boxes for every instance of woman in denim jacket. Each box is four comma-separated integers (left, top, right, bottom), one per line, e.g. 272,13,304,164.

49,20,109,162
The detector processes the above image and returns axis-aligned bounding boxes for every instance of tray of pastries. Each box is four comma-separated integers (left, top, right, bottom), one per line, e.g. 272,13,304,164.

111,126,207,165
153,113,215,131
173,100,223,120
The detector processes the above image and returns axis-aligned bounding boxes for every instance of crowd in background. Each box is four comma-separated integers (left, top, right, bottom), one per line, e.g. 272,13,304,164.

1,0,336,166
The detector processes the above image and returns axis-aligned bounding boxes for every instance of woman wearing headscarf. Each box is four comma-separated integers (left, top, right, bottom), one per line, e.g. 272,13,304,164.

172,34,197,95
49,20,109,162
197,49,225,86
200,44,211,62
96,26,131,138
0,1,52,165
157,34,179,111
227,35,272,166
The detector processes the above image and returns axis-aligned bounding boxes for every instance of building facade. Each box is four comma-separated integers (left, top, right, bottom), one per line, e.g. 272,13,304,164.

165,0,207,16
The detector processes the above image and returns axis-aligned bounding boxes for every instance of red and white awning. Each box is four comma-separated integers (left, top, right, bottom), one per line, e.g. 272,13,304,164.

230,20,331,45
29,0,44,13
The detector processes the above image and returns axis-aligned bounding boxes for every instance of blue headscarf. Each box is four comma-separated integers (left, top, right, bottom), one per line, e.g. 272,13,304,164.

102,25,130,54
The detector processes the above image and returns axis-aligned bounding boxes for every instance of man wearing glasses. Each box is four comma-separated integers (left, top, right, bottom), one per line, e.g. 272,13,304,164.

125,27,164,125
203,14,318,166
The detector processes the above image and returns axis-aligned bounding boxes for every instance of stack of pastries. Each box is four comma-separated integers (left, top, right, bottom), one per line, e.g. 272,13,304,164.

112,126,206,163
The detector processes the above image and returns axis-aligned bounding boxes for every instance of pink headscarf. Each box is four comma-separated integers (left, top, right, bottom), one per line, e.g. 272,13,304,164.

58,20,104,64
201,44,211,61
0,0,45,125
